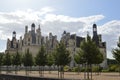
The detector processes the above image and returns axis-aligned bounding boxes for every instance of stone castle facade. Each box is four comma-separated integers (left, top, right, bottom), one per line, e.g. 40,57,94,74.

5,23,107,68
61,24,107,68
5,23,58,56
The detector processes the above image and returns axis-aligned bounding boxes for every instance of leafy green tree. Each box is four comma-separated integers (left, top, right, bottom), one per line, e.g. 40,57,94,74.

46,53,54,74
94,53,104,75
79,34,104,80
12,51,22,74
74,50,85,74
54,42,71,79
3,52,12,74
0,53,4,74
112,38,120,75
35,46,46,77
22,48,34,76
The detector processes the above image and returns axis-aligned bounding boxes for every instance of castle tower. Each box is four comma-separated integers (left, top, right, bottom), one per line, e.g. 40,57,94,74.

36,24,41,45
19,36,22,50
92,24,99,46
12,31,17,48
12,31,16,40
31,23,36,44
25,25,28,33
93,24,97,36
49,32,52,40
31,23,35,33
7,38,11,49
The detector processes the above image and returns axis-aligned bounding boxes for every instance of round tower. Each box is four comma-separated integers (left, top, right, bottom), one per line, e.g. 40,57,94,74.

31,23,35,32
92,24,99,46
93,24,97,36
12,31,16,39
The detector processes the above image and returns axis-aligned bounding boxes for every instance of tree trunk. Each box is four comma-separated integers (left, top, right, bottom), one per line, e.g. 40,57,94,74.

78,64,80,74
42,66,44,77
60,66,62,79
39,66,41,77
0,66,1,74
87,64,89,79
6,66,8,74
84,63,86,80
49,66,51,74
90,64,92,80
119,64,120,76
25,66,28,76
62,66,64,79
15,66,17,74
58,66,59,78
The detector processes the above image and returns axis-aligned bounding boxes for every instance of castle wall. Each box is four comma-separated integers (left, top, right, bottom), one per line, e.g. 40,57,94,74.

21,45,41,57
100,48,108,68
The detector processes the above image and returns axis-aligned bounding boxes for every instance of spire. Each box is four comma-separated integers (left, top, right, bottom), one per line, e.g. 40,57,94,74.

93,23,97,36
31,23,35,32
12,31,16,39
25,25,28,33
38,24,41,30
92,24,99,46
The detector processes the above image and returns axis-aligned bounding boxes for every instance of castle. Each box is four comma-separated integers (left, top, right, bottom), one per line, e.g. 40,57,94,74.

5,23,58,56
5,23,107,68
61,24,107,68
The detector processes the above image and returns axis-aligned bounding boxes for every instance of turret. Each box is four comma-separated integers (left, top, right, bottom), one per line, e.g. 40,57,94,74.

31,23,36,44
49,32,52,40
31,23,35,33
38,24,41,31
25,25,28,33
92,24,99,46
12,31,16,40
93,24,97,36
62,30,66,37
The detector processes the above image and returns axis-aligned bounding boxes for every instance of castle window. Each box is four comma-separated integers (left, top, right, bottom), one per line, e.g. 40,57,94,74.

28,38,30,42
28,43,30,46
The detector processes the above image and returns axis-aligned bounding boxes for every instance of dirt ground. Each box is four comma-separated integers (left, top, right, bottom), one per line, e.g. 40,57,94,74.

1,71,120,80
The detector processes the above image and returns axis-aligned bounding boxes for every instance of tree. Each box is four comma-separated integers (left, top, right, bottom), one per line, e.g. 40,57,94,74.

54,42,71,79
22,48,34,76
79,34,104,80
112,38,120,76
0,53,4,74
95,53,104,75
3,52,12,74
74,50,85,74
46,53,54,74
12,51,22,74
35,46,46,77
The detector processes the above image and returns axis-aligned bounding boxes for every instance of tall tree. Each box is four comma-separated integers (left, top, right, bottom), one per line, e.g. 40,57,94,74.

74,50,85,74
0,53,4,74
112,37,120,76
46,53,54,74
54,42,71,79
93,52,104,75
22,48,34,76
79,34,104,80
35,46,46,77
3,52,12,74
12,51,22,74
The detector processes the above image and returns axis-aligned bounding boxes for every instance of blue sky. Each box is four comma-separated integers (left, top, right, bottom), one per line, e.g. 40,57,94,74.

0,0,120,59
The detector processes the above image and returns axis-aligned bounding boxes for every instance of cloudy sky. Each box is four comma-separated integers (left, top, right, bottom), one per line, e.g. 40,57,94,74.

0,0,120,59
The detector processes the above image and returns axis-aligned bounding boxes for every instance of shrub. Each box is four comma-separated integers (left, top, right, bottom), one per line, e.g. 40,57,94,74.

108,65,118,72
64,65,70,72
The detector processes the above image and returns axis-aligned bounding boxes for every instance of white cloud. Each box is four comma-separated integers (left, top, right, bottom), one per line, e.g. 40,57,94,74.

0,7,119,59
99,20,120,36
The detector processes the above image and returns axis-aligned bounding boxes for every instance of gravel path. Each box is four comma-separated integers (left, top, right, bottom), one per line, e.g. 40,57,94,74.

1,71,120,80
